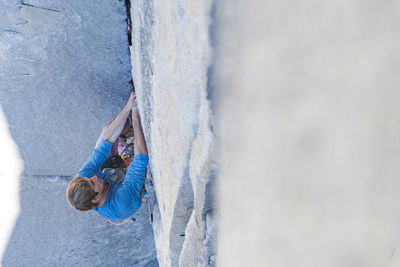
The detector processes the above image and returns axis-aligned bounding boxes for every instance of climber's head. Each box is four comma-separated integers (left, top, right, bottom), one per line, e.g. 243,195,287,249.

66,176,107,211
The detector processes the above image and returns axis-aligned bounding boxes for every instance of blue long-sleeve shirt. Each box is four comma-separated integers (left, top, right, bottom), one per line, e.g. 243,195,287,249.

77,139,149,222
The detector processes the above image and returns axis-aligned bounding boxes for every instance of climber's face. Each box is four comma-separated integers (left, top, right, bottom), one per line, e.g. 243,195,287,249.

89,175,106,195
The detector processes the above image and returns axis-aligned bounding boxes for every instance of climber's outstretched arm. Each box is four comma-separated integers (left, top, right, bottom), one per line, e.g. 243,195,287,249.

101,92,135,143
132,99,148,155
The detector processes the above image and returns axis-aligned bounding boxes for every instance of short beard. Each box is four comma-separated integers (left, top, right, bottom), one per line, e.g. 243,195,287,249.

100,181,110,196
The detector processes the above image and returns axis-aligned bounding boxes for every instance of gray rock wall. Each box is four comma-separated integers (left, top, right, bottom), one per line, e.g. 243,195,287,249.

0,1,158,266
2,176,157,267
0,0,132,176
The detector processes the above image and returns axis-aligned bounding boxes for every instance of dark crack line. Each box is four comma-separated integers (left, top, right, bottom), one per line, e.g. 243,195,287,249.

124,0,132,46
23,175,71,181
2,29,20,34
21,2,60,12
16,20,28,25
137,10,144,25
0,73,32,77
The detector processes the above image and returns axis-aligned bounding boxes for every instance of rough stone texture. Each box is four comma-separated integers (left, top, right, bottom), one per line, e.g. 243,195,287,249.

215,1,400,267
2,175,158,266
130,0,216,266
0,0,132,176
0,1,158,265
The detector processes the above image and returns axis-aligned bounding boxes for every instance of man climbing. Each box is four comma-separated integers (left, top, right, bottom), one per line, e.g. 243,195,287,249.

66,91,148,225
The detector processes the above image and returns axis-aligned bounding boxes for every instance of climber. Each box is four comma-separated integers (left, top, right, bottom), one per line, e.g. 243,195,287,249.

66,91,149,225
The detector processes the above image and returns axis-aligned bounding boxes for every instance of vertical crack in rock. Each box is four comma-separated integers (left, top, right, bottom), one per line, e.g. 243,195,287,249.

178,89,216,267
169,166,194,267
201,166,217,267
201,5,218,264
206,0,216,109
124,0,132,46
178,155,216,267
164,96,202,266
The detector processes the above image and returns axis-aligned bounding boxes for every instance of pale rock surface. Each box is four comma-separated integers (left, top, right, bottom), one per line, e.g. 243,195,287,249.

130,0,217,266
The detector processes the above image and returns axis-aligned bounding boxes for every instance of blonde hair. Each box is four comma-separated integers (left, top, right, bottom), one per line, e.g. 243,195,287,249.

66,176,99,211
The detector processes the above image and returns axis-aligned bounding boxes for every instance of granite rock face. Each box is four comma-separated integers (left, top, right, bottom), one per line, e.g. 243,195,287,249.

130,0,217,266
0,0,133,176
0,1,158,266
